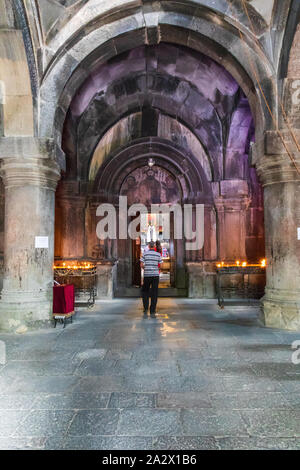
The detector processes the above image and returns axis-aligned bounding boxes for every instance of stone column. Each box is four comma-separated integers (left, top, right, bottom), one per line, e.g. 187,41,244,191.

96,261,117,300
254,134,300,330
213,180,251,261
0,140,60,331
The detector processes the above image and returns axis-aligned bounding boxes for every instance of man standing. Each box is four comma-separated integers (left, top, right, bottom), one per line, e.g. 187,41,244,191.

140,241,162,318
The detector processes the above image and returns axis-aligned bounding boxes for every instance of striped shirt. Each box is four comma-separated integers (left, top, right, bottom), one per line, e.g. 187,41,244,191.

141,250,162,277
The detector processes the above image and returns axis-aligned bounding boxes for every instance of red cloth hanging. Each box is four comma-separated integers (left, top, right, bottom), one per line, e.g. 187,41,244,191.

53,284,75,314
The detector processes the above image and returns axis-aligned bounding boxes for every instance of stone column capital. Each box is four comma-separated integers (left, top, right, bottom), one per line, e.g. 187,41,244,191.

250,130,300,186
255,154,300,186
0,136,65,170
0,157,61,190
0,136,54,157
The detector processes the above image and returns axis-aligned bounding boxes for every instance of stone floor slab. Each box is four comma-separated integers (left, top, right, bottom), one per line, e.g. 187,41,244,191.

0,437,46,450
13,410,75,437
216,437,300,450
67,410,119,436
210,392,291,410
33,392,110,410
0,298,298,449
152,436,218,450
241,410,300,437
63,436,153,450
0,394,38,410
0,410,31,437
181,409,248,437
108,392,156,408
157,392,212,409
118,409,181,436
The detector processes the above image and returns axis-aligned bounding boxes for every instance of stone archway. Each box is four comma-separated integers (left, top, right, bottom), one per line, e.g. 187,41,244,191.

117,162,185,295
89,139,211,297
46,10,297,327
0,1,299,330
53,39,266,314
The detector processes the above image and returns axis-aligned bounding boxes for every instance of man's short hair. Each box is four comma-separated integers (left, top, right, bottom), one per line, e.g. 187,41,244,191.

149,241,155,248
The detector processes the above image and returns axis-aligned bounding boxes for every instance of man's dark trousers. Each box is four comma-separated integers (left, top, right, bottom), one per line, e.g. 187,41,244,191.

142,276,159,313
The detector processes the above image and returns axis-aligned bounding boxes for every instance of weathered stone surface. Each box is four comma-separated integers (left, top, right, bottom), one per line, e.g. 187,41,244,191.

68,409,119,436
0,0,15,28
108,392,156,409
259,173,300,330
96,262,117,299
0,29,33,136
0,150,60,331
0,298,298,448
0,0,300,334
262,299,300,331
186,262,216,299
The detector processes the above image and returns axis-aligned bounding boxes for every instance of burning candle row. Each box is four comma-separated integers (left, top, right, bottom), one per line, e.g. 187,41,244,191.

53,261,95,270
216,259,266,268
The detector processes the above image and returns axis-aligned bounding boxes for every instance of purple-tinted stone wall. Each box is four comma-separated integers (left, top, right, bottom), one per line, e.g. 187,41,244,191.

57,43,264,270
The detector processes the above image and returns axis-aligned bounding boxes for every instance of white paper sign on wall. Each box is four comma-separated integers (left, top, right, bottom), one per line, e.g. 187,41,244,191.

35,236,49,249
298,228,300,240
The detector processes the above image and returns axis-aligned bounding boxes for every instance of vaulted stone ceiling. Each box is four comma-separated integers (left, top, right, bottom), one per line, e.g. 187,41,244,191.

10,0,299,174
23,0,278,74
13,0,295,148
62,43,253,185
16,1,290,90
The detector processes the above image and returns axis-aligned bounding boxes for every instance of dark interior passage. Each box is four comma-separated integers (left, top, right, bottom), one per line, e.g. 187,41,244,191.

55,43,265,299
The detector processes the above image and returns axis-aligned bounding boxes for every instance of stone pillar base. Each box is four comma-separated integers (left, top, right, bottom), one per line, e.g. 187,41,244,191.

0,291,53,331
186,262,216,298
96,261,117,300
261,289,300,331
262,300,300,331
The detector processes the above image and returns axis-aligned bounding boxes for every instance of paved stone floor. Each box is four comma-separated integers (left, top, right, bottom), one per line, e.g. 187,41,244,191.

0,298,299,450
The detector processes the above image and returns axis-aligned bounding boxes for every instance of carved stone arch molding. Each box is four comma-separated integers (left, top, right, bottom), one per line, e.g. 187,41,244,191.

75,68,223,180
82,109,214,185
90,138,213,205
37,10,272,167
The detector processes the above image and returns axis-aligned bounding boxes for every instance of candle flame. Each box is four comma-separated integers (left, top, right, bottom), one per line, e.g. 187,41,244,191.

54,260,96,270
215,259,267,268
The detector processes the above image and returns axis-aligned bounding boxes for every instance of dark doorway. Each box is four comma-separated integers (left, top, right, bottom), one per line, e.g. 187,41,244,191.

132,211,176,289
